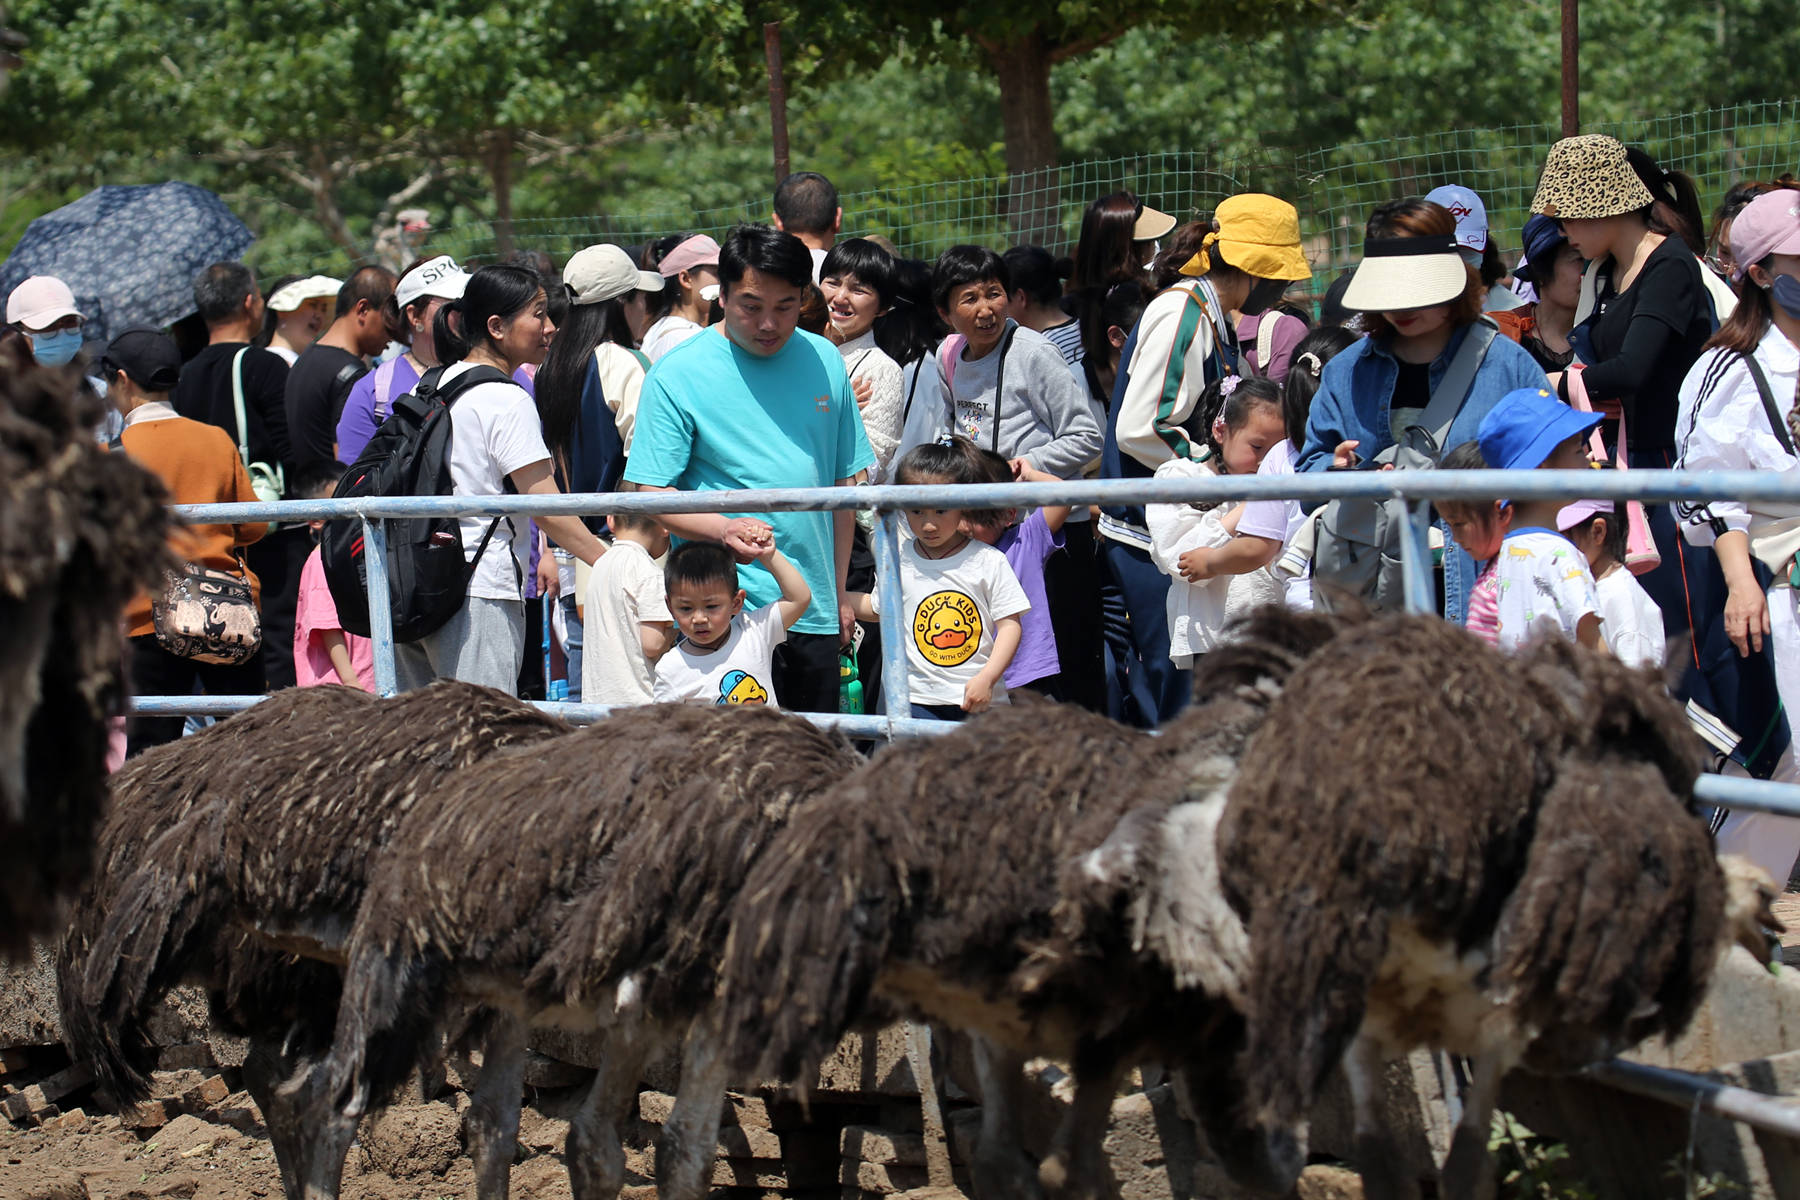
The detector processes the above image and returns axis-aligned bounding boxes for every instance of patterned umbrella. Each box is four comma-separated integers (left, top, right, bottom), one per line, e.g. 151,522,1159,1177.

0,182,254,346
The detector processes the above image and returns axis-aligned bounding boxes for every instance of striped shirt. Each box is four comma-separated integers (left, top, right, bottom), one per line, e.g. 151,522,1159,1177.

1465,558,1500,646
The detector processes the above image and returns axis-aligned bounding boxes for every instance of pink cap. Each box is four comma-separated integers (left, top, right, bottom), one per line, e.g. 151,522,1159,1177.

1556,498,1615,531
1730,190,1800,281
6,275,83,330
658,234,721,278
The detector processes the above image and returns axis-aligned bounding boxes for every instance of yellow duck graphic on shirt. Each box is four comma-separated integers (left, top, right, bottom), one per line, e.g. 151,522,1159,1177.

913,590,982,667
715,669,769,706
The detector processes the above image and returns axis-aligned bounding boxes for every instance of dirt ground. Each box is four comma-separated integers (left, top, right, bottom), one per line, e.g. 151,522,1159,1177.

9,893,1800,1200
0,1068,608,1200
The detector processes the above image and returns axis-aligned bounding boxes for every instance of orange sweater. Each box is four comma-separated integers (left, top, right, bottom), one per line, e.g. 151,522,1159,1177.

120,411,268,638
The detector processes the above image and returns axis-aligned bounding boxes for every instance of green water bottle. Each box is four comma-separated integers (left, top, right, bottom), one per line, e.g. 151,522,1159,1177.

838,650,864,715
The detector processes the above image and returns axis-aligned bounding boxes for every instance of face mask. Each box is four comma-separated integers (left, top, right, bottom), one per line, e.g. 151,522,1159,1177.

29,327,82,367
699,283,720,304
1238,277,1289,317
1771,273,1800,320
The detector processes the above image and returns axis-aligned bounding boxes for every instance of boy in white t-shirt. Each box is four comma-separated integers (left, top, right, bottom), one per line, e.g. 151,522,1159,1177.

1476,387,1606,653
582,511,674,705
652,538,811,708
1559,498,1665,669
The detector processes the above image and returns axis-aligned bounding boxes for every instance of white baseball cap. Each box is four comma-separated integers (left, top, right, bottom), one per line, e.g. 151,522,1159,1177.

1425,184,1490,255
394,255,470,309
565,244,663,305
6,275,83,330
265,275,342,312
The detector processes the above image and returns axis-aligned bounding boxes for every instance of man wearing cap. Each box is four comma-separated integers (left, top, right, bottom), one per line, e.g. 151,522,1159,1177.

773,171,842,282
626,223,873,715
284,265,397,476
172,260,301,688
643,234,721,362
263,275,342,365
105,327,268,753
1097,193,1311,727
336,255,469,463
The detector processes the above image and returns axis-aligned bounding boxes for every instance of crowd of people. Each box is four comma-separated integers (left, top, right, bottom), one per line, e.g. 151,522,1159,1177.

8,142,1800,871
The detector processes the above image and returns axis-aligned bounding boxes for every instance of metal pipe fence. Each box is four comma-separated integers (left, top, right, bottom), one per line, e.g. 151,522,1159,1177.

144,468,1800,1141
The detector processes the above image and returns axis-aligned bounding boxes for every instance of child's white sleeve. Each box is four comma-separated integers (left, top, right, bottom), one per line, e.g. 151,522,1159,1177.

1148,501,1232,575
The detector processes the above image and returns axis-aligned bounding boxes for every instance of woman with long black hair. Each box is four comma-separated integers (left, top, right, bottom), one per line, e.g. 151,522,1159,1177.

536,243,662,501
395,265,606,694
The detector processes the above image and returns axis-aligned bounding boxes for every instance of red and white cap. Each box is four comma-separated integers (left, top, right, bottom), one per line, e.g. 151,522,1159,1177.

6,275,84,330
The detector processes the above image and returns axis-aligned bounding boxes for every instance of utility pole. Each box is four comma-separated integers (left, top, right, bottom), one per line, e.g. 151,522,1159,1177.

1561,0,1580,136
764,22,791,187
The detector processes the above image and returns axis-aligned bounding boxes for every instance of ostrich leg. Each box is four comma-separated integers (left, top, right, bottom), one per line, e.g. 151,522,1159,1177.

1038,1048,1123,1200
566,1021,655,1200
244,1032,358,1200
1344,1035,1420,1200
1438,1052,1501,1200
970,1035,1043,1200
656,1017,731,1200
466,1013,528,1200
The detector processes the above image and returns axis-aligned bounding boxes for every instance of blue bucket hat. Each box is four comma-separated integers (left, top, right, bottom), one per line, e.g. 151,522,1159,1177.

1477,387,1602,472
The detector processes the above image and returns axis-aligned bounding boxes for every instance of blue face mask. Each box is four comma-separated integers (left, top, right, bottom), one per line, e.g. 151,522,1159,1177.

1771,273,1800,320
28,327,83,367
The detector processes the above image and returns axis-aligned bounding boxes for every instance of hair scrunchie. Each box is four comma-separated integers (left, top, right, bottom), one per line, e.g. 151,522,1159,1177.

1296,351,1323,377
1180,230,1223,278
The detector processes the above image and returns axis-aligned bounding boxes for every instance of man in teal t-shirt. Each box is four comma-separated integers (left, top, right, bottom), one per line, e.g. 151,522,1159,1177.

625,224,874,714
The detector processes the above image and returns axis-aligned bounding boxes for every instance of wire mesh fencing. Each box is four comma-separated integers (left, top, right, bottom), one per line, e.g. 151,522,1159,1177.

260,99,1800,289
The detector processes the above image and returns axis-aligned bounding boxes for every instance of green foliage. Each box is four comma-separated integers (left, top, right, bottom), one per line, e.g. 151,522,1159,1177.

1491,1112,1598,1200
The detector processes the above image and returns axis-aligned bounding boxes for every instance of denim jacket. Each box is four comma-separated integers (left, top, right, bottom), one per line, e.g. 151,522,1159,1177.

1296,324,1550,623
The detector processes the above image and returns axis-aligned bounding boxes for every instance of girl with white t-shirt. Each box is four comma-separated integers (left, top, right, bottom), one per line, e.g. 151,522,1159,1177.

851,439,1029,720
821,238,905,480
395,265,607,695
640,234,720,362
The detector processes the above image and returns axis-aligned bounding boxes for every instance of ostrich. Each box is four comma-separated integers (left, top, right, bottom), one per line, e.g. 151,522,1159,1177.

318,703,862,1200
1206,616,1780,1200
58,680,571,1200
0,351,169,957
718,607,1344,1200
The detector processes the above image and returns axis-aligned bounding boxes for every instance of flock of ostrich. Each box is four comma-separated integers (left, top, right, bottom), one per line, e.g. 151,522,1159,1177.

0,356,1786,1200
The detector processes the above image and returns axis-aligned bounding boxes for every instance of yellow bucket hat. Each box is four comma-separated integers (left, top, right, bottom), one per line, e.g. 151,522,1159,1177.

1181,194,1311,281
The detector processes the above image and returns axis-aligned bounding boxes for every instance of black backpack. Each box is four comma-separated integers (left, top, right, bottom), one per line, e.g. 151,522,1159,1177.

322,364,514,642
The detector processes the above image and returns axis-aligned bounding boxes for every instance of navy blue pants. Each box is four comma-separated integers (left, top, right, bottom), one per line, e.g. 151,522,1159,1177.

911,702,967,722
1100,537,1188,728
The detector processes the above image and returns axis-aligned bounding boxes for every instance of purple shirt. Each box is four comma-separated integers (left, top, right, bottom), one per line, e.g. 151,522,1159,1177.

995,509,1062,687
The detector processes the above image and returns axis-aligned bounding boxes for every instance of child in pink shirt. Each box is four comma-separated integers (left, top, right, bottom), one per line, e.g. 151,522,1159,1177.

1438,442,1510,647
294,468,374,689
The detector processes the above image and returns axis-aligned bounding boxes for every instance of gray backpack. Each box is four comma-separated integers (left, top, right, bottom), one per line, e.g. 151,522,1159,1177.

1312,319,1498,613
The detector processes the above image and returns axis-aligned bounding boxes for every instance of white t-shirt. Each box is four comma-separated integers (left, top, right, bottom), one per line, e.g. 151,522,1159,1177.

872,536,1031,706
439,361,553,602
269,345,299,366
581,540,672,706
1236,442,1311,610
1595,565,1666,669
641,314,705,363
1493,528,1602,652
653,603,787,707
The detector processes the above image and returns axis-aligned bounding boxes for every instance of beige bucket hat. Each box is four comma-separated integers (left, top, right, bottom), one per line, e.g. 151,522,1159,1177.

1531,134,1655,220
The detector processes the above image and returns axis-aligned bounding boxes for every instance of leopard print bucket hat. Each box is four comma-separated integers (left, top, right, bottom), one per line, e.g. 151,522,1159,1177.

1531,134,1655,220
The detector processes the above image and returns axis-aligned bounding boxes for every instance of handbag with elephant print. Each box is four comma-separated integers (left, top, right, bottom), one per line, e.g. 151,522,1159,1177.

151,552,262,665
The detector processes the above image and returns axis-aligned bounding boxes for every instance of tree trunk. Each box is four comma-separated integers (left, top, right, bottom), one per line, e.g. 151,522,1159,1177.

488,131,516,259
986,33,1061,247
303,146,363,260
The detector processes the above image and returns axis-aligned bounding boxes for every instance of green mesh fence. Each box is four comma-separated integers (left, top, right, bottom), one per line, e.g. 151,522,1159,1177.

261,99,1800,287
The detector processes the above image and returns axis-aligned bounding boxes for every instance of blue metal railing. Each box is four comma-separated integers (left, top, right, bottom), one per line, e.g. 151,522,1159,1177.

152,468,1800,817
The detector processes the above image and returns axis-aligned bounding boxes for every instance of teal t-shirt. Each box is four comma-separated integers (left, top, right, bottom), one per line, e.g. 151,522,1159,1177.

624,327,875,635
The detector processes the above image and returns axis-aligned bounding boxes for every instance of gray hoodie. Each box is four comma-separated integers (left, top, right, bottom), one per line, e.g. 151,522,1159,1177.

901,321,1105,480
